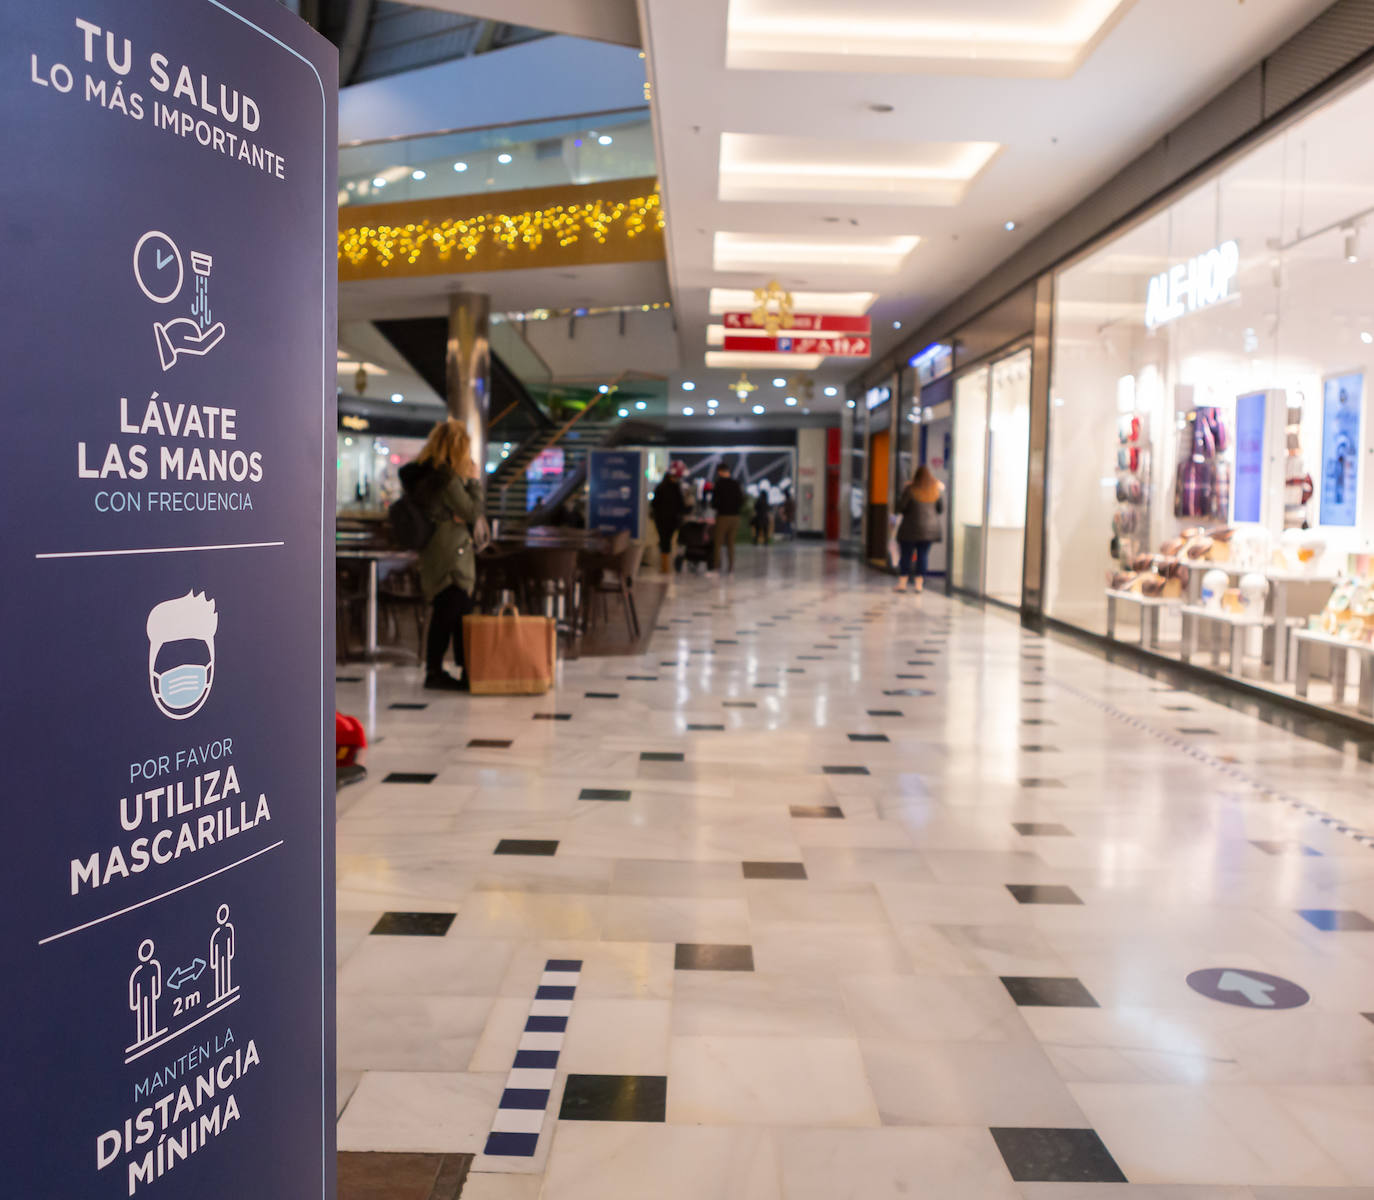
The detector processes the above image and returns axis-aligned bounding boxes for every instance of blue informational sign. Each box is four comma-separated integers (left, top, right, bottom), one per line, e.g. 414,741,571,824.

588,449,644,537
1321,373,1363,527
1233,391,1267,523
0,4,337,1197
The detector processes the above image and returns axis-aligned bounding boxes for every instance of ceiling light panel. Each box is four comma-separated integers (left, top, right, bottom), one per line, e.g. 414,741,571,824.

708,288,876,315
705,351,826,370
714,231,920,274
726,0,1135,77
719,134,1000,206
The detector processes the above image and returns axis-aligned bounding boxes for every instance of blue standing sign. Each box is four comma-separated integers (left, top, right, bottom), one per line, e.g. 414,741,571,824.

1321,373,1363,527
1232,391,1267,524
588,449,645,537
0,3,337,1197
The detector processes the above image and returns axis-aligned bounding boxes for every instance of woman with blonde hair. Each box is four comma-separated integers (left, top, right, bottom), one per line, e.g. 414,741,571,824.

893,465,945,593
398,419,483,690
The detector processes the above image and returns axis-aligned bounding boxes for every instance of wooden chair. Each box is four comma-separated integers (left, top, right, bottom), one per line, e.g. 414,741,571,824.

588,542,642,641
378,564,427,663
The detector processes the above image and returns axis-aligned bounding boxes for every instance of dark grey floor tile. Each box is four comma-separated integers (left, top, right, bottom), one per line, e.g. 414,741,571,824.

675,943,755,971
867,710,903,718
1019,778,1064,788
990,1127,1125,1183
1000,977,1099,1008
559,1075,666,1122
688,724,726,731
641,751,685,762
724,701,757,708
370,912,456,937
798,655,824,660
1163,704,1196,711
1021,719,1054,726
790,805,844,819
823,765,870,775
336,676,363,683
383,772,437,784
580,788,631,802
896,674,927,680
742,861,808,880
1007,884,1083,905
585,692,620,699
848,733,890,743
625,675,660,681
1019,745,1060,753
533,713,572,721
1297,908,1374,931
469,738,512,749
495,839,559,857
389,702,428,711
755,682,779,688
885,688,934,697
1013,822,1072,837
1178,727,1219,735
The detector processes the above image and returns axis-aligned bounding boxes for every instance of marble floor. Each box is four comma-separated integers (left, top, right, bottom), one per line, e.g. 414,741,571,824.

334,544,1374,1198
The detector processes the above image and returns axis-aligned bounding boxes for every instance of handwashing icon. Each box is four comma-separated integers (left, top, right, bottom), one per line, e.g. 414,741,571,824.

134,230,227,371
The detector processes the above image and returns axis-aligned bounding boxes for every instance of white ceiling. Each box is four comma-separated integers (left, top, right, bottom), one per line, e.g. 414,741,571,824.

405,0,641,48
637,0,1334,409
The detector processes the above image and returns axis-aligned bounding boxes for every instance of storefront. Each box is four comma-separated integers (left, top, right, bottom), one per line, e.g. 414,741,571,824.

1046,64,1374,722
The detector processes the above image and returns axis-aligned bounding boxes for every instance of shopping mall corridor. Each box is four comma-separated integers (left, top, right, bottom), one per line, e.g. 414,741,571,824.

334,544,1374,1197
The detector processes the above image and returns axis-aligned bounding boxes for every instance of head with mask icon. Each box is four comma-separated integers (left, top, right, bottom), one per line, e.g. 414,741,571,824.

146,591,218,720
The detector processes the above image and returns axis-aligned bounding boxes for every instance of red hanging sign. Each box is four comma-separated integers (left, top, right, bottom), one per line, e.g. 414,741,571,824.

721,334,872,357
722,312,871,334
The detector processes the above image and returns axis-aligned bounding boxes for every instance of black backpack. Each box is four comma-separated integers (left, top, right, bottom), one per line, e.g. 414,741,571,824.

389,461,437,550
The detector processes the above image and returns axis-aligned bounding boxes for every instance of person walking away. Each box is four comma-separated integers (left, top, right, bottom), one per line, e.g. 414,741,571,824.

651,461,689,573
894,465,944,593
400,418,484,690
752,489,773,545
710,464,744,574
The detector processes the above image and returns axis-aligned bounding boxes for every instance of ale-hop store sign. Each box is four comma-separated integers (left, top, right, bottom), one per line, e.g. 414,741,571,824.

1144,240,1240,329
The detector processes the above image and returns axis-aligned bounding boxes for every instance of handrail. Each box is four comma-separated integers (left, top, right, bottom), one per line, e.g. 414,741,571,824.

339,105,651,150
487,400,520,431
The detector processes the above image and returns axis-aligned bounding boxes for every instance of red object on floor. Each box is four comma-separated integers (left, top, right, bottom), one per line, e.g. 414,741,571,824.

336,711,366,766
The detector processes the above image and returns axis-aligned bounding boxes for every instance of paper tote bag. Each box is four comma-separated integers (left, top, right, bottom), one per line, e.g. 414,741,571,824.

462,606,557,695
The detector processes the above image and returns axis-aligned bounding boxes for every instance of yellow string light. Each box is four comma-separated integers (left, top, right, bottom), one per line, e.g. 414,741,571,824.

339,193,666,269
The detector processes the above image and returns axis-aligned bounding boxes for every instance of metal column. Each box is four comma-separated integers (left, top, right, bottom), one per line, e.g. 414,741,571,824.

446,292,491,468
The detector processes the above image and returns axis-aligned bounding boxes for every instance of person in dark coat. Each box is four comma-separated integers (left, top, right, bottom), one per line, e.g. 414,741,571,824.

752,489,773,545
709,464,744,574
893,465,945,593
399,418,483,689
650,461,688,573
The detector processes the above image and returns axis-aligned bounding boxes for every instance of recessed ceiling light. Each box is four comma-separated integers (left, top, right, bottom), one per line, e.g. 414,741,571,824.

846,399,856,408
785,396,798,406
773,377,786,387
752,404,765,414
390,393,403,403
1363,332,1373,345
635,401,647,410
682,406,694,416
598,384,610,394
1004,220,1017,232
598,135,613,146
453,161,468,172
372,176,387,188
824,386,838,397
617,408,629,417
498,153,513,164
893,321,902,330
682,381,696,391
411,169,427,181
707,398,719,408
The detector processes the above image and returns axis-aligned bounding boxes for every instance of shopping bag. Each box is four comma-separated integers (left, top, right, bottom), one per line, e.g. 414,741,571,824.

462,604,557,695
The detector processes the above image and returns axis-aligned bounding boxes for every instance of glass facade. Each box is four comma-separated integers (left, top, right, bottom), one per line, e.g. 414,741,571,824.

1047,69,1374,717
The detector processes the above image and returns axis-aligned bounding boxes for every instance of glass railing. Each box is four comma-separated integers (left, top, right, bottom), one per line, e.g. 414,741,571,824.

338,108,655,208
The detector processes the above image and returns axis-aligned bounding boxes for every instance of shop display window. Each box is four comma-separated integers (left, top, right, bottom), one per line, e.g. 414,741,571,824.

1047,68,1374,717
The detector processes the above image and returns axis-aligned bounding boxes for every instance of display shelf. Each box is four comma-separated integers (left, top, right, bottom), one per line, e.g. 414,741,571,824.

1294,628,1374,717
1105,588,1180,649
1180,604,1270,678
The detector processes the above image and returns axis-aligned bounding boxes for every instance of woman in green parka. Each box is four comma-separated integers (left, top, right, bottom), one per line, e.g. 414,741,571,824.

398,418,484,691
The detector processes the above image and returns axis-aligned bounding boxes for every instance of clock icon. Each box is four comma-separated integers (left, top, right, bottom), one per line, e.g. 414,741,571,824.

133,230,184,304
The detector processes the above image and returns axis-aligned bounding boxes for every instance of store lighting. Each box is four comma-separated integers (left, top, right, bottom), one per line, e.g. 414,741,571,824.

1004,220,1017,232
598,384,610,394
486,462,496,473
504,443,512,450
498,153,513,165
1346,226,1360,263
618,408,629,417
707,398,719,408
453,161,468,172
635,401,647,410
411,169,427,181
501,449,510,458
372,176,387,188
893,321,902,330
785,396,798,406
682,406,695,416
846,399,856,408
598,135,613,146
824,386,838,396
682,381,696,391
772,377,786,387
390,392,403,403
752,404,765,414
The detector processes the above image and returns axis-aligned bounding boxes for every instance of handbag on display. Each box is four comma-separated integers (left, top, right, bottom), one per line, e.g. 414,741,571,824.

462,604,557,695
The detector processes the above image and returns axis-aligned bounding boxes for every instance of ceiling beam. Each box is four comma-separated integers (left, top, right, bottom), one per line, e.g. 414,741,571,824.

402,0,640,48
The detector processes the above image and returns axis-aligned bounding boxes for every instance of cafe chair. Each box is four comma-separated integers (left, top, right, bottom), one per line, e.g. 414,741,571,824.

335,561,369,662
378,564,427,663
589,542,643,642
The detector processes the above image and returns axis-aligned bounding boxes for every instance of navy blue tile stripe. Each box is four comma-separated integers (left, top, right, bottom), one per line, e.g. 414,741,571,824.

482,958,582,1159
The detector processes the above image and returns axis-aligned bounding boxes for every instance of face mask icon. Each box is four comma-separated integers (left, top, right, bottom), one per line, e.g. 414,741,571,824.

146,591,218,720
